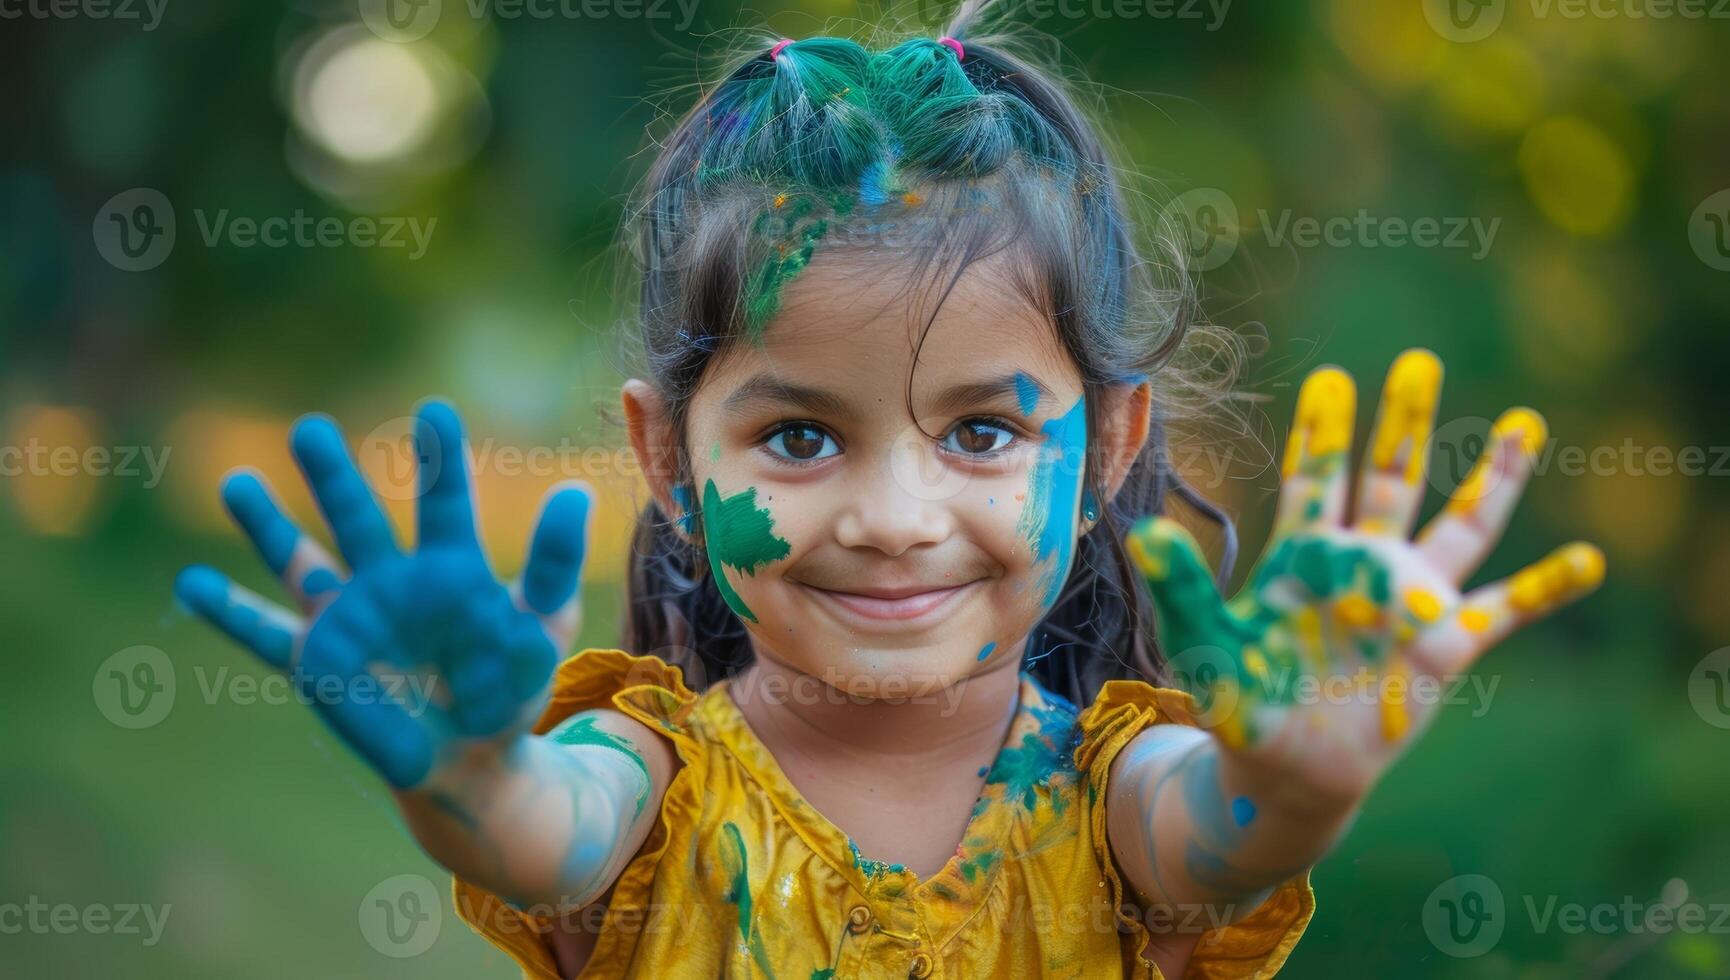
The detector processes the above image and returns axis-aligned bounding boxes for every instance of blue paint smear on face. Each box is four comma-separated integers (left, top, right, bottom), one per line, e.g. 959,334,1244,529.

976,641,996,661
1231,796,1257,828
1016,396,1087,607
1012,372,1041,416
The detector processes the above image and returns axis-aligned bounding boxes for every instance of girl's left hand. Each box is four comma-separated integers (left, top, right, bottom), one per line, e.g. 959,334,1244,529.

1126,349,1605,805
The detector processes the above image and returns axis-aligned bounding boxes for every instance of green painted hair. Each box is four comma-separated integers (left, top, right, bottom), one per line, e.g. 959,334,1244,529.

621,0,1246,708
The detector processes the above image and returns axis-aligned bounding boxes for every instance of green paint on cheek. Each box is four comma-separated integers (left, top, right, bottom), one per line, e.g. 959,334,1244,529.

702,479,791,624
547,715,652,820
710,442,722,462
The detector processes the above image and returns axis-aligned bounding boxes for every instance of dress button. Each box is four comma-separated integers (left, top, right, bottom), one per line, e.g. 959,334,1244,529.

908,951,934,977
847,905,873,934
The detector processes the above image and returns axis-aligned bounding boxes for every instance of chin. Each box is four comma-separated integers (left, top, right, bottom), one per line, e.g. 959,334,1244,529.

763,632,988,702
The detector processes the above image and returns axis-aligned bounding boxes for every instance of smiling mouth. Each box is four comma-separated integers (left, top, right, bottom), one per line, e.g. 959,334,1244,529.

801,581,978,623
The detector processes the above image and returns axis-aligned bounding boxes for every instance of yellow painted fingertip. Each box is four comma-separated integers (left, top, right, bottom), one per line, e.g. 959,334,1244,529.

1507,541,1607,613
1493,407,1549,460
1283,366,1357,479
1370,349,1443,484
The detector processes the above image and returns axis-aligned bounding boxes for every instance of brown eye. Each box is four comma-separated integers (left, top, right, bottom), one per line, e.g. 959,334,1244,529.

767,423,838,462
944,419,1013,455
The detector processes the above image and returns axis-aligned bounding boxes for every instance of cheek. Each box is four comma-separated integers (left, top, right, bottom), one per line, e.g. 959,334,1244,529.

696,474,793,625
1017,397,1089,608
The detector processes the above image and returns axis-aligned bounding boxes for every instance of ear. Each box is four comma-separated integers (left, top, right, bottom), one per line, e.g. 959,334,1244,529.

621,378,694,543
1094,380,1153,509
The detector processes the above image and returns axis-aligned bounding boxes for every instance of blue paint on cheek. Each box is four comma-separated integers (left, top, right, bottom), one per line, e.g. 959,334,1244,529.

976,641,996,661
977,766,989,777
1231,795,1256,828
988,497,995,506
1013,372,1041,416
1019,396,1087,607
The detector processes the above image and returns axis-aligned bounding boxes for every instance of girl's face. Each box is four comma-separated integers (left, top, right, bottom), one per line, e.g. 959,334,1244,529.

631,249,1151,700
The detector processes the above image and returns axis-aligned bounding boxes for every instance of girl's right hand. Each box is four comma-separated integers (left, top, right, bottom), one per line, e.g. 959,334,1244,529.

174,399,592,791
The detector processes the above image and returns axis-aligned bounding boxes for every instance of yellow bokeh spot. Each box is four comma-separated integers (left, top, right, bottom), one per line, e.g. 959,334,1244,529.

1329,0,1446,93
3,404,106,536
1518,116,1634,237
1433,36,1546,135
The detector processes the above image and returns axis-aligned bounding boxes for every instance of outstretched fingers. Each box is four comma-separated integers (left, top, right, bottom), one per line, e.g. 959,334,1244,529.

221,469,344,610
1273,367,1357,538
291,415,401,570
1354,349,1443,539
518,481,592,651
1415,542,1605,674
1415,408,1547,584
415,399,482,553
174,565,303,670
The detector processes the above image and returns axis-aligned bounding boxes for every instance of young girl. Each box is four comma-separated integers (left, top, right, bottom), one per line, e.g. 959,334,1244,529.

173,5,1605,977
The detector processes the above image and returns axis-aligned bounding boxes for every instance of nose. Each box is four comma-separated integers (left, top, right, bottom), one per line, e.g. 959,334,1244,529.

831,440,957,557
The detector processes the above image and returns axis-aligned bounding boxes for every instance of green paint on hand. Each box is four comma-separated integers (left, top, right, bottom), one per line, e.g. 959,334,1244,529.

547,714,653,819
702,479,791,623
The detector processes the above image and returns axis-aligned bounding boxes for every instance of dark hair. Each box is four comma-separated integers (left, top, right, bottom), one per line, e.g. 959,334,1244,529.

612,0,1244,707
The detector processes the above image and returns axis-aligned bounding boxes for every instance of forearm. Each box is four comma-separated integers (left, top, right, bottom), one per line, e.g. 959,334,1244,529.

1110,727,1357,925
395,732,652,913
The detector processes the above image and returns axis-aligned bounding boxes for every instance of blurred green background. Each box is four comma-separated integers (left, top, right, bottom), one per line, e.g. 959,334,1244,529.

3,0,1728,976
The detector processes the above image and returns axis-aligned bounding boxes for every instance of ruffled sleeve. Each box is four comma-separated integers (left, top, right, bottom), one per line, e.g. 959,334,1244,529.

1073,679,1316,980
450,648,702,979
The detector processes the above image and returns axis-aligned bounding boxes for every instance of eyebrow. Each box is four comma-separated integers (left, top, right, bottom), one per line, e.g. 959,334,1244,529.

723,375,856,421
722,372,1054,421
928,373,1053,417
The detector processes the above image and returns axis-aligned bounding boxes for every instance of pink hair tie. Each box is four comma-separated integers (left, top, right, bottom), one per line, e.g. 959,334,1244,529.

937,36,965,60
768,38,794,60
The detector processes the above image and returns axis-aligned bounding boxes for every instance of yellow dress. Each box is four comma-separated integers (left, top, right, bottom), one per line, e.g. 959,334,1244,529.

454,649,1315,979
